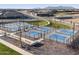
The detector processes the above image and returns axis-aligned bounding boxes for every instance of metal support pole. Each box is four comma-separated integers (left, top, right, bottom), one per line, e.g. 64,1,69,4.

18,19,25,48
73,22,75,41
19,29,23,48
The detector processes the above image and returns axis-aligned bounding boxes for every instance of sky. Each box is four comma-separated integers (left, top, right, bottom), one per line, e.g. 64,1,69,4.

0,4,79,9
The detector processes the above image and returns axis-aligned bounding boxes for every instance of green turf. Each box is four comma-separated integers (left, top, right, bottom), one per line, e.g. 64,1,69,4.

26,20,49,26
47,20,72,29
0,43,21,55
26,20,71,29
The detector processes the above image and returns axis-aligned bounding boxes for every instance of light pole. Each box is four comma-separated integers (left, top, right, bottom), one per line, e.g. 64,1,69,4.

18,19,24,48
1,10,7,37
73,22,75,41
19,28,23,48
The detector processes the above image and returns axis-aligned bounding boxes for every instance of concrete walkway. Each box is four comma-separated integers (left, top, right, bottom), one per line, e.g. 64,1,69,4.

0,38,33,55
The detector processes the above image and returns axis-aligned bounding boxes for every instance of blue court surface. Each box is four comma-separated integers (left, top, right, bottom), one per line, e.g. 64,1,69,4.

58,29,77,36
48,33,67,43
4,24,19,32
33,27,51,33
3,22,32,32
39,27,50,32
25,31,41,38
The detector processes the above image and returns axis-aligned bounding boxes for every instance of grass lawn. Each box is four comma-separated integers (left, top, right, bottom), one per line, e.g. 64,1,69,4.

26,20,72,29
47,20,72,29
0,43,21,55
26,20,49,26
